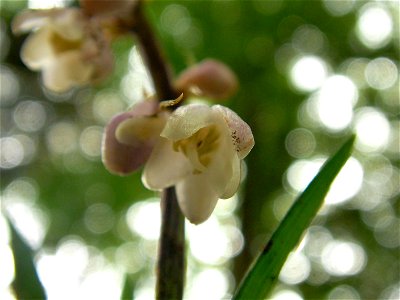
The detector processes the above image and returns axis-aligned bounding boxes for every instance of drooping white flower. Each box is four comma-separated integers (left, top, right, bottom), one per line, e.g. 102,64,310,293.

142,104,254,224
12,8,113,92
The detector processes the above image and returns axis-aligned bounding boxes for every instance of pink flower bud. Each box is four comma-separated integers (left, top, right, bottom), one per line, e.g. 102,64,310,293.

175,59,238,100
102,99,164,175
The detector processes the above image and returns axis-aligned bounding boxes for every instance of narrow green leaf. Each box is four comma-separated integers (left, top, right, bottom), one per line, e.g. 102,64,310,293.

121,274,135,300
234,135,356,300
8,219,46,300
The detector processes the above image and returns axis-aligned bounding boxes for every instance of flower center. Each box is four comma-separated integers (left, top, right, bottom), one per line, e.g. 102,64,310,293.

174,125,220,173
50,32,82,54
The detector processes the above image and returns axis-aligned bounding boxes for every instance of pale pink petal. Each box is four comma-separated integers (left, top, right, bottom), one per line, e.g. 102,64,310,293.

102,115,154,175
160,104,215,141
20,28,54,69
101,100,159,175
176,173,219,225
41,52,93,92
213,105,254,159
142,138,192,190
175,59,238,100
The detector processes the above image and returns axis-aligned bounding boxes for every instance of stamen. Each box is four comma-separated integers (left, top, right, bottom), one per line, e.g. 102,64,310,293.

182,141,207,173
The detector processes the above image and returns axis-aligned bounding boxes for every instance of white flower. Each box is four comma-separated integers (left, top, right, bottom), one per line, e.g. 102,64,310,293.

142,104,254,224
12,8,113,92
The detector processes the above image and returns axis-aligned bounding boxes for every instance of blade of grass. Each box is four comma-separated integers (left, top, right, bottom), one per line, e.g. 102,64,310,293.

233,135,356,300
8,218,46,300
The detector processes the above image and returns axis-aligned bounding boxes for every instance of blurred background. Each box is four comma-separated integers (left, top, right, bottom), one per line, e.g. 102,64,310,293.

0,0,399,299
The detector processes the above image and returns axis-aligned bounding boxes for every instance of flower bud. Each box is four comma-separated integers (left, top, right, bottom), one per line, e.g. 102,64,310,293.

175,59,238,100
102,99,165,175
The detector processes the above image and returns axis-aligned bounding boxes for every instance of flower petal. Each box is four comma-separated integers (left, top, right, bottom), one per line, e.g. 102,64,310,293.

176,173,219,225
41,52,93,92
50,8,85,41
20,28,54,69
116,115,166,146
160,104,215,141
102,114,153,175
202,113,237,196
101,100,159,175
213,105,254,159
12,9,55,34
142,138,192,190
220,155,241,199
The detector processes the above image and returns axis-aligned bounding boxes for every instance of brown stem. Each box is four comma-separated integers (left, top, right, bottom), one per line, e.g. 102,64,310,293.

157,187,185,300
130,2,185,300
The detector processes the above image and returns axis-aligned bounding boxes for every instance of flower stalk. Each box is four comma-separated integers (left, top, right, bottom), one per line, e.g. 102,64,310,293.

130,2,185,299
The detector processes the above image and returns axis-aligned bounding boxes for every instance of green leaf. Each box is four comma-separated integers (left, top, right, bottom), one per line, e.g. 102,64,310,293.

233,135,356,300
121,274,135,300
8,219,46,300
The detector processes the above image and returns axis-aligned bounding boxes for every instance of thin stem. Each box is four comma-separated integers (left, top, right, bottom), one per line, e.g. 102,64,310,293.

130,2,185,300
158,187,185,300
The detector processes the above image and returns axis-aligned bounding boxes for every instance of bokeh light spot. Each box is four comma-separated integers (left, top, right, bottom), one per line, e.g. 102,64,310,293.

292,25,325,54
0,137,24,169
379,283,400,300
36,237,89,299
92,91,126,125
126,200,160,240
46,121,80,155
279,252,311,285
115,242,145,274
187,217,230,265
0,66,19,106
187,269,230,300
13,100,47,132
122,47,154,104
326,157,363,205
328,285,361,300
84,203,115,234
3,187,48,250
79,126,103,159
304,226,333,260
354,107,390,153
285,128,316,158
343,58,369,89
161,4,191,36
323,0,356,16
316,75,358,131
356,3,393,49
272,289,303,300
321,240,366,276
364,57,398,90
286,158,323,193
28,0,71,9
290,56,329,92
